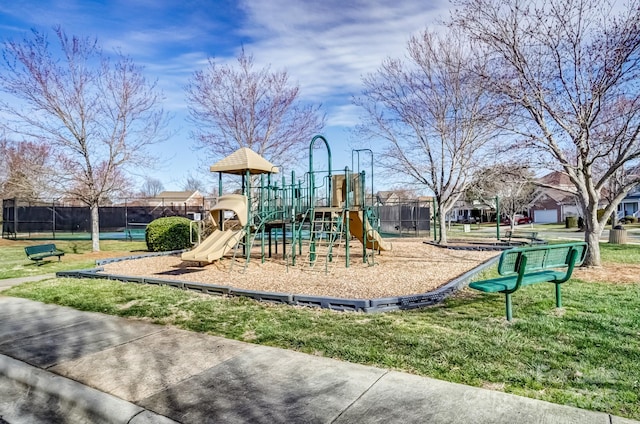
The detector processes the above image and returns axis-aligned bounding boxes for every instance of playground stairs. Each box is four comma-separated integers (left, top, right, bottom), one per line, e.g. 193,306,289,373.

306,207,345,273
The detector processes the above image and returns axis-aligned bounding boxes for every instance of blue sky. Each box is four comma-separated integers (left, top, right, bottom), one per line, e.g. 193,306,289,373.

0,0,449,193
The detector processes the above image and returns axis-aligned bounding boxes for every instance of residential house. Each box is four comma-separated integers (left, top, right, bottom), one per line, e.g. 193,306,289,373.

150,190,206,218
450,198,495,223
528,172,582,223
618,186,640,219
375,191,402,205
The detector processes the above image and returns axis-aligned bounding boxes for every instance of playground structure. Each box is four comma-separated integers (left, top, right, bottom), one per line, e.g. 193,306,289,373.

180,135,390,271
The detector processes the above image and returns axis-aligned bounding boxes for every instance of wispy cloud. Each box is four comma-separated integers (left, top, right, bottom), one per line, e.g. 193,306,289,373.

235,0,449,125
0,0,450,189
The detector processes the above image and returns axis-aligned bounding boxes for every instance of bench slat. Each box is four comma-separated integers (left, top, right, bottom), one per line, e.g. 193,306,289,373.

498,243,586,275
469,270,567,293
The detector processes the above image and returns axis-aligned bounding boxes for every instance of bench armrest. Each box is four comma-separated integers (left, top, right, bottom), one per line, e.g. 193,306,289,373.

503,253,527,294
554,247,580,284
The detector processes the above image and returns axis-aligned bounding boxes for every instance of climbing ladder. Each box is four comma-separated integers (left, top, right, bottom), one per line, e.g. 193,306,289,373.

307,207,345,273
231,210,280,273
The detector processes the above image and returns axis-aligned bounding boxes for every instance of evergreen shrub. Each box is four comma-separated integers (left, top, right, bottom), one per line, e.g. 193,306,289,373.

145,217,195,252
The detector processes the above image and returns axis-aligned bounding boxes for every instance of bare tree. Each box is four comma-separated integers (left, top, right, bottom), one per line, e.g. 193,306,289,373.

183,173,207,193
0,139,54,201
185,49,325,169
453,0,640,266
467,163,537,231
139,177,165,198
0,27,169,251
354,30,500,243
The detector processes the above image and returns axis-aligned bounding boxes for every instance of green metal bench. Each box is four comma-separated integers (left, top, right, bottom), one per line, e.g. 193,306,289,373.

502,230,547,245
469,242,587,321
24,244,65,264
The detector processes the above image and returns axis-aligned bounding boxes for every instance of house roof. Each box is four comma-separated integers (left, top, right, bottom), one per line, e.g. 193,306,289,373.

535,190,575,204
376,191,396,201
209,148,279,175
538,171,573,188
155,190,201,201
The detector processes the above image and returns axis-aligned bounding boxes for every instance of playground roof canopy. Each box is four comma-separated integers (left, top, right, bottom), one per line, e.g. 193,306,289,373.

209,147,279,175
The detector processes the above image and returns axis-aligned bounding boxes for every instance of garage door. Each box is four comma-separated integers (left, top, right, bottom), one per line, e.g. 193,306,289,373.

534,209,558,223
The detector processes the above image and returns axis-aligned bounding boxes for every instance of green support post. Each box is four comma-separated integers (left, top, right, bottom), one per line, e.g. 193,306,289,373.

245,169,251,262
344,167,350,268
308,135,332,266
351,148,375,262
298,180,303,256
496,196,500,240
555,283,562,308
361,171,366,263
290,171,296,266
260,174,265,263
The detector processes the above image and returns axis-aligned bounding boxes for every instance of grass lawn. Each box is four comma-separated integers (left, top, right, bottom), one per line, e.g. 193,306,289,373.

2,240,639,420
0,239,147,279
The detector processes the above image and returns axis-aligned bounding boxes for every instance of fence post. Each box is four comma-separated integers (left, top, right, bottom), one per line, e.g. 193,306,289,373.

13,198,18,237
52,201,56,240
125,199,129,241
414,199,418,237
432,198,438,241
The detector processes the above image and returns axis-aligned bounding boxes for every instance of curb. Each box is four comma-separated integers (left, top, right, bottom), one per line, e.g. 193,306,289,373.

0,354,178,424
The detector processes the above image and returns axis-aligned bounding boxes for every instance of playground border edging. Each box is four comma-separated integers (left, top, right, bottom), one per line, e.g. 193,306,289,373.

292,294,371,312
423,240,515,251
95,249,186,266
56,248,501,313
367,255,500,312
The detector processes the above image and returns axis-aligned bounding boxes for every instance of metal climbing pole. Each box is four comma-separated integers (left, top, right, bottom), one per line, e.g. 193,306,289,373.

344,166,350,268
308,135,332,207
308,135,332,263
353,149,374,263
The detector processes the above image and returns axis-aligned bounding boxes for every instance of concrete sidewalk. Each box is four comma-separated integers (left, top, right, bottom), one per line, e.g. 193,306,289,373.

0,274,56,291
0,296,637,424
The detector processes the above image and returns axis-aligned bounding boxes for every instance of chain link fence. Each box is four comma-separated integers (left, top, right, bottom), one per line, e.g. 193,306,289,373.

376,199,431,237
2,197,213,240
2,196,431,240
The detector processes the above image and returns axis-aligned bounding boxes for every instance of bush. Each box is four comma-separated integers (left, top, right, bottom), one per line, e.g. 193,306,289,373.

624,215,637,224
145,217,195,252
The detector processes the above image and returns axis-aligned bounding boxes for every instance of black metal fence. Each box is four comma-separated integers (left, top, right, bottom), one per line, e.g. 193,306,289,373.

2,197,432,240
2,197,208,239
377,200,431,237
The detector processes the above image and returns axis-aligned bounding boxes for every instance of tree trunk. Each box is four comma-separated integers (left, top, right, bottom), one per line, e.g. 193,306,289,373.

583,206,601,267
584,230,601,266
91,203,100,252
438,206,448,244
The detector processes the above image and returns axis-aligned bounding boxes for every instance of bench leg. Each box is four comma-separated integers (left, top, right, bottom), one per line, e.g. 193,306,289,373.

505,293,513,321
555,283,562,308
